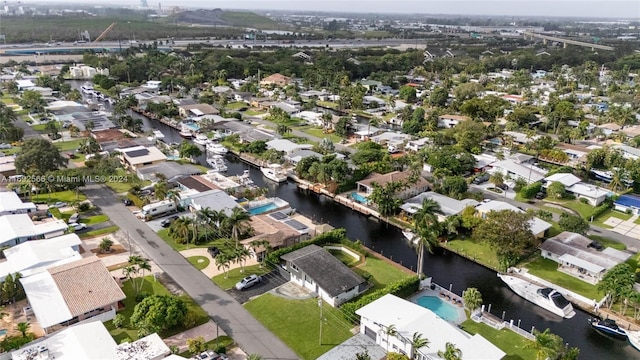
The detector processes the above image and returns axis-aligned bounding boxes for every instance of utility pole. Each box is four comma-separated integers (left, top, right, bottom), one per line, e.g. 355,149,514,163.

318,297,323,345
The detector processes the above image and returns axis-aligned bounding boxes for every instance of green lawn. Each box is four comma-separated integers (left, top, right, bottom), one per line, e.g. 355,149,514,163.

588,235,626,251
71,153,86,163
188,256,210,270
591,209,632,228
353,256,410,291
79,225,119,239
461,320,536,360
523,256,602,300
212,264,272,290
245,294,353,360
545,199,594,219
54,138,86,151
445,237,501,270
316,101,338,109
0,146,21,156
105,169,150,194
328,249,360,267
105,277,209,343
1,97,15,105
299,127,343,143
244,109,266,116
157,230,236,253
32,121,64,133
32,190,86,204
79,214,109,225
225,102,247,110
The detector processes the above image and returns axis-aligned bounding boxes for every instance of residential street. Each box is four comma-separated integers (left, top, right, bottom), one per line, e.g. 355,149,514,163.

83,183,299,360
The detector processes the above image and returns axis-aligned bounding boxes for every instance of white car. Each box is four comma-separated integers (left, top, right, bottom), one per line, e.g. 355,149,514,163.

69,222,87,231
235,274,261,291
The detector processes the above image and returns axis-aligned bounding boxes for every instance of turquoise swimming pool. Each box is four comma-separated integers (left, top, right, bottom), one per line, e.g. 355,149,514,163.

416,296,460,322
351,192,369,204
247,202,278,215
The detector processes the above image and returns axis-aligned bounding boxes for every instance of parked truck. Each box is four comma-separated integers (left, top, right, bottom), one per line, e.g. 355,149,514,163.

141,200,176,220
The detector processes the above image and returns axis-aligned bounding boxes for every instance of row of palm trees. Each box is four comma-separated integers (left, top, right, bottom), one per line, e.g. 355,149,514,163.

168,206,252,249
382,324,461,360
122,256,152,295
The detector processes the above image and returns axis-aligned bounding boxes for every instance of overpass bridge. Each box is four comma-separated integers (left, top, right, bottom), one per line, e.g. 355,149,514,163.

523,32,614,51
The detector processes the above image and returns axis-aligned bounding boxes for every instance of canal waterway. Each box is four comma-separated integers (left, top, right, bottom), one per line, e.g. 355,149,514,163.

68,80,637,359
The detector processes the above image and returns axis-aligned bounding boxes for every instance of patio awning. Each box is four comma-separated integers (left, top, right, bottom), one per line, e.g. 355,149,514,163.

558,254,605,274
20,272,72,328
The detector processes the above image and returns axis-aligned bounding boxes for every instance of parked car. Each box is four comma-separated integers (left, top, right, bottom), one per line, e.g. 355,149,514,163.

535,192,547,200
588,241,604,251
497,183,508,191
235,274,261,290
68,213,80,224
49,201,67,208
69,222,87,231
160,215,179,228
472,173,490,185
192,350,228,360
122,198,133,206
207,247,220,258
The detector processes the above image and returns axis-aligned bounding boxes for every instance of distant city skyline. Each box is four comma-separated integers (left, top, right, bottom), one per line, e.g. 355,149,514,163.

35,1,640,19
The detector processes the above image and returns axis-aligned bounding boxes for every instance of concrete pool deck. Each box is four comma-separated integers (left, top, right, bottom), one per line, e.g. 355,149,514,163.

410,288,467,325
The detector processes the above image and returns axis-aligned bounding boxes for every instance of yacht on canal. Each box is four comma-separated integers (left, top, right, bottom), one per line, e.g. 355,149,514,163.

498,273,576,319
628,330,640,351
589,318,628,340
193,133,209,146
261,164,287,183
206,155,228,172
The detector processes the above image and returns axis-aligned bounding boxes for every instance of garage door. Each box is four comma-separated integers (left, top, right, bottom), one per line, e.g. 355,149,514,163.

364,326,377,340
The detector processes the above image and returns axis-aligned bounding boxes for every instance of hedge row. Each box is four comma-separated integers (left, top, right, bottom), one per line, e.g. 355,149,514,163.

127,193,145,209
265,228,365,265
588,200,613,220
341,276,421,323
520,182,542,199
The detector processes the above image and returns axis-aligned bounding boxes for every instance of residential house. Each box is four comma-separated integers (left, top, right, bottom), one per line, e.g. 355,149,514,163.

556,143,590,166
178,103,219,118
356,171,431,200
271,102,300,116
266,139,313,154
621,125,640,139
356,294,505,360
0,191,36,215
249,97,275,110
0,156,17,177
543,173,611,206
400,192,479,221
15,79,36,91
117,145,167,171
260,73,292,87
0,214,68,247
293,111,324,126
299,90,329,100
614,194,640,215
370,132,412,149
540,231,632,284
187,189,240,216
136,162,202,183
68,65,109,79
358,79,383,93
473,153,498,173
242,212,311,261
503,131,540,145
437,114,470,128
362,96,386,108
20,256,126,330
63,111,116,132
475,200,552,238
405,137,431,152
219,121,276,143
613,144,640,160
597,123,621,136
280,244,368,306
502,94,524,104
176,175,219,193
0,233,81,282
489,158,548,184
284,149,324,166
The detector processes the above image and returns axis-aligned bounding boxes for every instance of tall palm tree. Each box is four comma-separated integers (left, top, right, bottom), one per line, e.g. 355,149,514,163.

169,217,193,248
525,328,563,360
167,191,181,208
383,324,397,353
409,332,430,359
233,247,250,273
15,322,30,338
226,208,251,248
412,198,442,276
438,342,462,360
154,181,168,200
462,287,483,313
214,253,232,279
249,239,272,266
128,256,151,293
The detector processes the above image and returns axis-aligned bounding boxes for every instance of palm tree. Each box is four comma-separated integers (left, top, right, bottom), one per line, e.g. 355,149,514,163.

233,247,250,273
489,172,504,188
276,124,291,135
249,239,272,266
167,191,181,208
409,332,430,359
412,199,442,276
525,328,563,360
154,181,168,200
169,217,193,247
214,253,232,279
462,287,483,313
226,207,251,248
383,324,397,353
15,322,30,338
438,342,462,360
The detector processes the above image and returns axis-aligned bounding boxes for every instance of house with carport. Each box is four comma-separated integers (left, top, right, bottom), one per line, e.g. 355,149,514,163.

356,171,431,201
280,244,368,306
475,200,551,238
401,192,479,221
543,173,611,206
0,214,68,247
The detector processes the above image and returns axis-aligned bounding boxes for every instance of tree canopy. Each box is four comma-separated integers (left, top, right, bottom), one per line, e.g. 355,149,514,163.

130,295,188,333
15,138,67,175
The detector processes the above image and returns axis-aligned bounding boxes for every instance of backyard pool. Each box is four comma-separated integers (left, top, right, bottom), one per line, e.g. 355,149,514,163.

0,329,7,336
351,192,369,204
247,202,279,215
415,296,460,322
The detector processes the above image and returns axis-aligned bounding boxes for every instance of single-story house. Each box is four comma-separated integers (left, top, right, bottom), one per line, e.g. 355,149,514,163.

117,145,167,171
178,103,219,118
284,149,324,166
613,144,640,161
220,121,275,143
475,200,552,238
437,114,470,128
176,175,219,193
356,171,431,200
20,256,126,330
260,73,292,87
614,194,640,215
400,192,479,221
242,212,311,261
187,189,240,216
0,214,68,247
271,102,300,115
280,244,368,306
0,233,81,282
543,173,611,206
540,231,632,284
136,162,202,183
0,191,36,215
489,159,548,184
11,320,170,360
370,132,412,148
405,137,431,152
0,156,17,177
356,294,505,360
503,131,540,145
266,139,313,154
597,123,621,136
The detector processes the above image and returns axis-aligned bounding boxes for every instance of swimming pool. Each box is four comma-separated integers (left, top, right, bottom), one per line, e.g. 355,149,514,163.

351,192,369,204
415,296,460,322
247,202,279,215
0,329,7,336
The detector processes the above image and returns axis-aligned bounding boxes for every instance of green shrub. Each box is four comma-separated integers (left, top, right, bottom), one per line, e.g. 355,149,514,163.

519,182,541,199
579,197,589,204
113,313,126,328
48,207,62,219
588,201,613,220
135,292,149,303
340,276,420,323
127,193,145,208
78,202,91,212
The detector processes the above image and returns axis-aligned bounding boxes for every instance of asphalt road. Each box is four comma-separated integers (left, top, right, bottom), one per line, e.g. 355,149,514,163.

83,183,299,360
228,271,288,305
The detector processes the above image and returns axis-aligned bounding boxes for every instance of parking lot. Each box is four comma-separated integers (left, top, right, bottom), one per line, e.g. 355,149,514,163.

227,271,288,304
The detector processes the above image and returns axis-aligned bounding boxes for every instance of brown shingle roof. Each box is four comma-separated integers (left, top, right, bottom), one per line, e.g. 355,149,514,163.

178,175,219,192
49,256,125,317
357,170,431,189
242,214,301,251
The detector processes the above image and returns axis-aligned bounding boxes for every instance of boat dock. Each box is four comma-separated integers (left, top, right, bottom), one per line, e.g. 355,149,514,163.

132,106,181,130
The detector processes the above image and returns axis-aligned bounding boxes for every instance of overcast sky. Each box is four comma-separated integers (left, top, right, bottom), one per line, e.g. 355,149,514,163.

47,1,640,19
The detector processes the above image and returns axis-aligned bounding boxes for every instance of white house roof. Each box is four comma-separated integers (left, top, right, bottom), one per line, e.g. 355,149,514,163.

20,271,73,328
474,154,498,168
614,144,640,159
476,200,552,235
15,79,35,88
0,214,68,245
115,333,170,360
119,146,167,165
566,182,611,200
540,231,631,271
544,173,582,187
266,139,313,153
401,192,479,217
356,294,505,360
188,189,240,216
558,254,605,274
12,320,118,360
1,234,81,280
491,159,547,182
0,192,36,213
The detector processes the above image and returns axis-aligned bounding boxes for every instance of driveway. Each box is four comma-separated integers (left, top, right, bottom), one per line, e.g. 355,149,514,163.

83,184,299,360
145,211,193,232
227,271,288,304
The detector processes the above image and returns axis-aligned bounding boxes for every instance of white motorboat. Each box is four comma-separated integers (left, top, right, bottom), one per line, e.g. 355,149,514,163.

179,123,194,138
152,129,165,139
193,134,209,146
628,330,640,351
498,274,576,319
81,83,93,94
402,229,419,245
260,164,287,183
206,155,228,172
590,318,628,340
206,142,228,155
